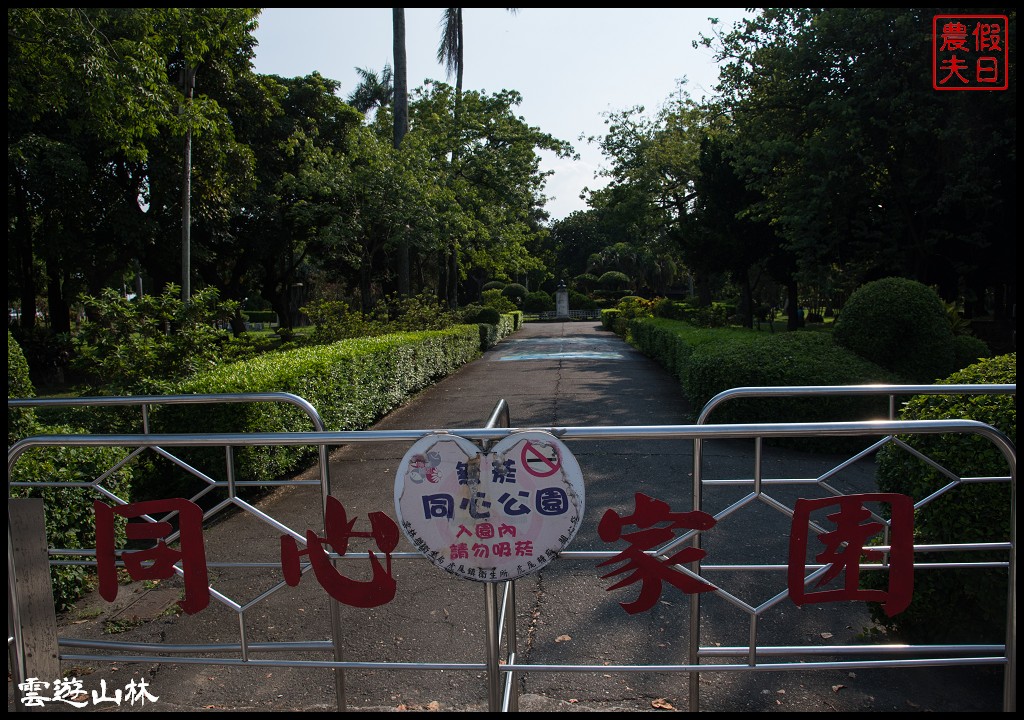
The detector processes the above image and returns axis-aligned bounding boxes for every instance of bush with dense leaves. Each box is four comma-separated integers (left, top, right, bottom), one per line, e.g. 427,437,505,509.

149,327,483,498
869,353,1016,644
523,290,554,313
8,330,36,444
952,334,991,371
500,283,528,306
9,332,132,611
72,283,238,395
832,277,955,383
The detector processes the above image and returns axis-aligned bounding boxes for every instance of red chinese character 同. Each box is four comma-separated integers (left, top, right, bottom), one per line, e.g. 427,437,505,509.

787,493,913,617
597,492,716,614
281,497,399,608
95,499,209,614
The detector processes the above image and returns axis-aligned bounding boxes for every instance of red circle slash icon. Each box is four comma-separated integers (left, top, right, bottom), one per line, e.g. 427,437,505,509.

521,440,561,477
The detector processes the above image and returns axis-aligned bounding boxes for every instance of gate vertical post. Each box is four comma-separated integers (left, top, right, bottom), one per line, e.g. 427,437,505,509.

8,498,61,711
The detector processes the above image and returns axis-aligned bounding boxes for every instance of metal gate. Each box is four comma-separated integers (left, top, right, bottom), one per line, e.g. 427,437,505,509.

7,387,1016,712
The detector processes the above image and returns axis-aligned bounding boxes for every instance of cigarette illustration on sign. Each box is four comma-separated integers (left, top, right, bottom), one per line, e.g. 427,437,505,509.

394,431,585,582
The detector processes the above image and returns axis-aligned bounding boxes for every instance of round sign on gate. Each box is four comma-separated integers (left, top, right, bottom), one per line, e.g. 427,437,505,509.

394,431,585,582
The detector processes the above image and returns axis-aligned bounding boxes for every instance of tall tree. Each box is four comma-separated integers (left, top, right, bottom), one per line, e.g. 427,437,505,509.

346,64,393,114
393,8,411,295
436,8,465,308
706,8,1016,318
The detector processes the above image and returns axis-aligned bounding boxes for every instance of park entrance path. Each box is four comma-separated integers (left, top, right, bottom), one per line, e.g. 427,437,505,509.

30,320,1004,713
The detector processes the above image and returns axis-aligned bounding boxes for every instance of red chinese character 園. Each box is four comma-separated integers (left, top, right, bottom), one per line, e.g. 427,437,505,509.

787,493,913,617
281,496,399,608
597,492,716,614
95,499,209,614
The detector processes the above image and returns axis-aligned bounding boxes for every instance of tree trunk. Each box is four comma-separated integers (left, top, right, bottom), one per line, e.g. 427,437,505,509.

393,8,410,296
45,258,72,335
786,280,801,331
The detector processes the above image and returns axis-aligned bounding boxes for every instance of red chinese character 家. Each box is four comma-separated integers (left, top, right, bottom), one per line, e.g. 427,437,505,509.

598,492,716,614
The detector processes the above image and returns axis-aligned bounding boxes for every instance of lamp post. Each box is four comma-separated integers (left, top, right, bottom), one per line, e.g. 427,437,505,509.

181,62,197,302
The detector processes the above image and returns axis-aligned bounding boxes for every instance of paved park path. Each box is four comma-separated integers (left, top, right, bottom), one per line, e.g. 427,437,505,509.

16,321,1005,713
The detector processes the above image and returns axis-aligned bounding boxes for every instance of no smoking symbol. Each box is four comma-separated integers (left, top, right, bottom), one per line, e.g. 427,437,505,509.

521,440,561,477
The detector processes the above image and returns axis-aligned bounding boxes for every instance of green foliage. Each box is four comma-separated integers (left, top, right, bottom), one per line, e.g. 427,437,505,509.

568,290,598,310
157,327,482,494
380,291,459,331
9,424,133,611
482,281,506,292
628,318,900,447
477,323,499,350
481,289,517,313
523,291,554,313
681,330,897,425
952,334,991,371
572,274,600,292
72,284,238,395
832,278,955,383
606,296,655,336
303,299,380,344
243,310,278,324
500,283,528,305
461,305,501,326
600,308,621,331
9,326,75,388
597,271,631,291
870,353,1016,643
8,331,36,445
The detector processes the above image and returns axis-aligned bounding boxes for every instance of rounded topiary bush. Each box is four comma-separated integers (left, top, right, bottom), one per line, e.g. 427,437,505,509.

522,290,554,313
952,333,991,371
8,330,36,445
500,283,528,305
481,280,506,292
832,277,955,383
869,353,1015,643
461,306,501,326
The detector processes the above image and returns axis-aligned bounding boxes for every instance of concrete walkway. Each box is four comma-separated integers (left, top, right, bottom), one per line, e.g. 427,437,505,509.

14,321,1005,712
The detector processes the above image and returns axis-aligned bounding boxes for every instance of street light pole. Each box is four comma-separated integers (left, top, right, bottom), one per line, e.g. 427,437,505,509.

181,62,197,302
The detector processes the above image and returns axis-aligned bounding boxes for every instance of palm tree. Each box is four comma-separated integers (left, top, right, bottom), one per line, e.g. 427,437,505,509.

346,64,393,114
393,9,410,295
436,8,464,309
434,8,518,308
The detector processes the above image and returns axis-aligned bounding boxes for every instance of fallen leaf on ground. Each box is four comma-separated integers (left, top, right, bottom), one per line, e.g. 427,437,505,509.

832,685,845,693
555,634,571,643
651,698,676,710
820,632,833,639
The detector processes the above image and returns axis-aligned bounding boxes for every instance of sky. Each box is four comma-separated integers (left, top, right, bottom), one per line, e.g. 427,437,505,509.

250,8,754,223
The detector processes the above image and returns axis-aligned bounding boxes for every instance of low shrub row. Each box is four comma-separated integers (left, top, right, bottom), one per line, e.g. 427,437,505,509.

8,331,133,610
7,324,485,607
627,317,901,426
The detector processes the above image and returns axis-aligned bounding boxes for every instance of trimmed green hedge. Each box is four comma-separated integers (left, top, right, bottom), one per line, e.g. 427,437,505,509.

8,329,35,444
10,332,133,610
628,318,900,430
154,326,481,490
10,427,134,610
869,353,1016,643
